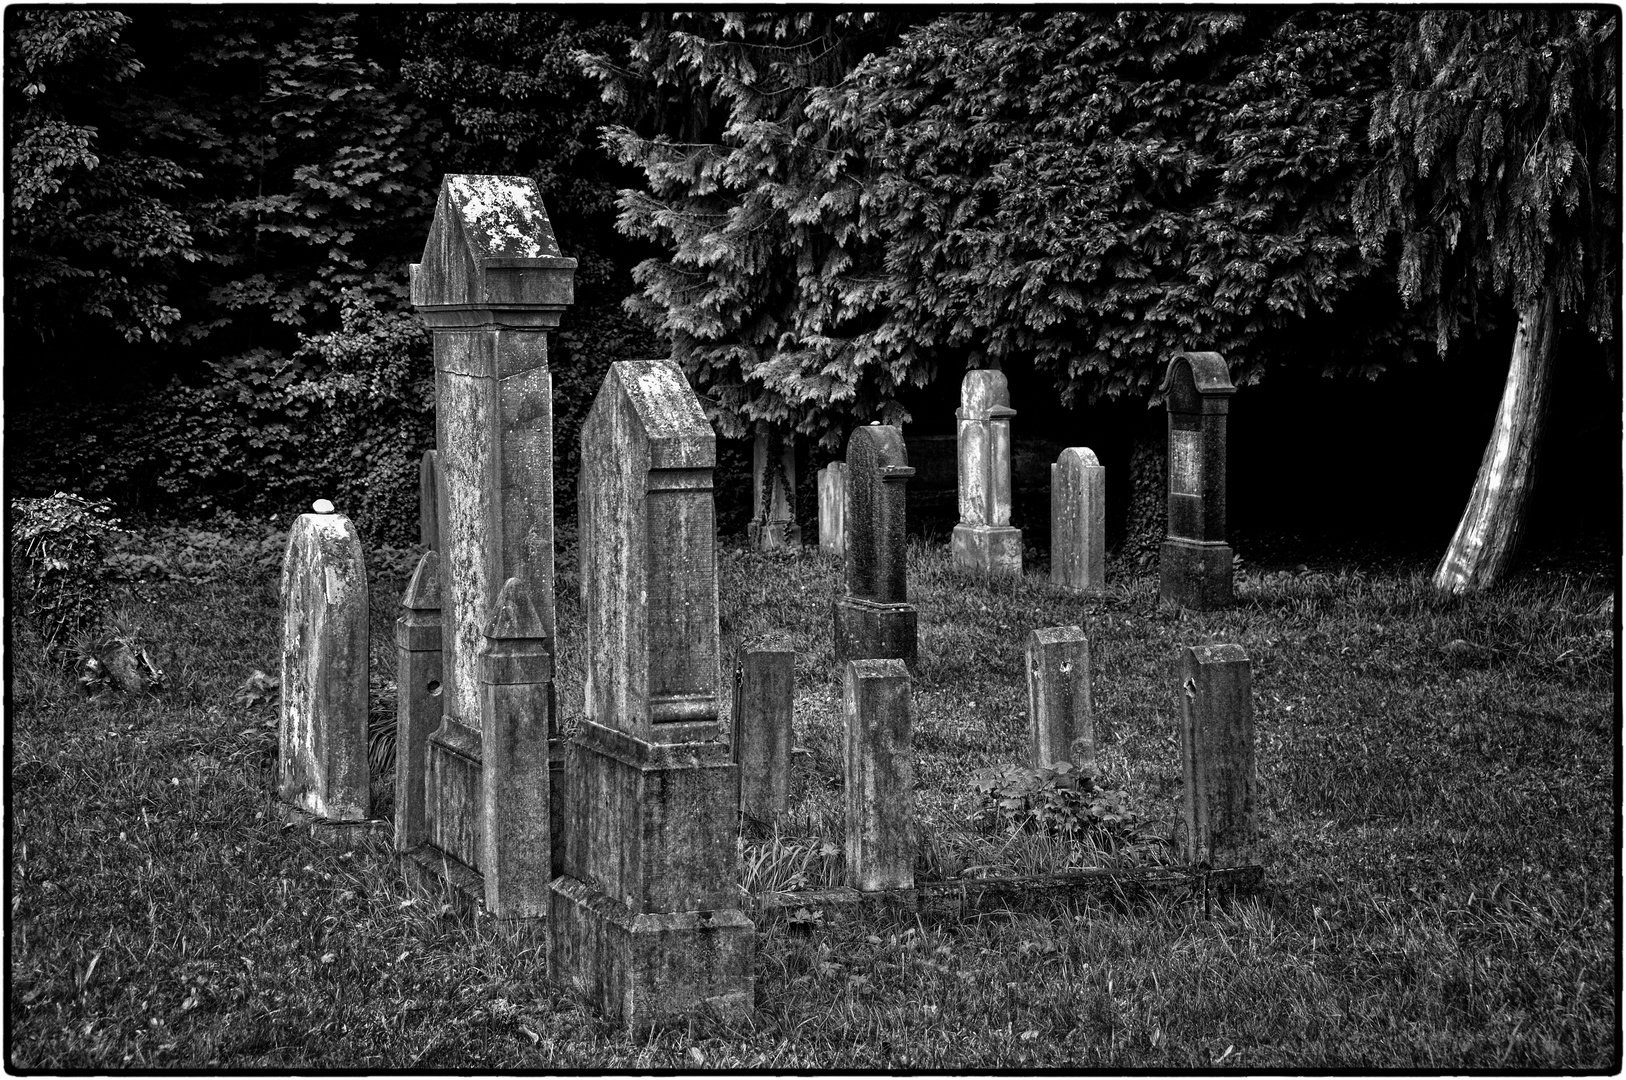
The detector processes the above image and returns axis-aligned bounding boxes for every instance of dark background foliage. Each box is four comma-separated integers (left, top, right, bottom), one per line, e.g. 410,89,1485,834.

5,8,1618,556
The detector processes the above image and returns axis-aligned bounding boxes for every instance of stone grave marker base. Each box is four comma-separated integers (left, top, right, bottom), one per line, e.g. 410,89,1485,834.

1159,539,1233,610
832,596,918,671
278,803,390,849
950,523,1023,578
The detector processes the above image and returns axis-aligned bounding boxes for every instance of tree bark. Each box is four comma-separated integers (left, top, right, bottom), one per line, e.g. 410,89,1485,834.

1433,291,1560,593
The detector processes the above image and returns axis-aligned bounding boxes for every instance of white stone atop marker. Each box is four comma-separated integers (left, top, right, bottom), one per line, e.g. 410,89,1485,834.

312,499,335,514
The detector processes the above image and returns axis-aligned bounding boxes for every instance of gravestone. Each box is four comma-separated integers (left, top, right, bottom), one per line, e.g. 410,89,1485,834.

1159,352,1234,609
1025,626,1095,774
951,370,1022,578
549,359,754,1026
832,425,918,670
402,174,575,917
818,461,847,558
748,427,801,551
734,642,795,821
1177,644,1257,867
419,450,442,552
279,503,369,821
1051,448,1105,596
844,658,914,891
394,550,442,854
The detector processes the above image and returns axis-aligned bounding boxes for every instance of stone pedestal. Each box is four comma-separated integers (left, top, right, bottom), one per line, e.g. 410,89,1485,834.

953,370,1022,578
550,359,753,1026
1025,626,1094,773
279,506,369,821
1051,447,1105,596
394,551,442,853
405,173,575,918
1159,352,1234,610
1177,644,1257,867
832,425,918,670
733,644,795,821
844,659,914,891
748,426,802,551
818,462,847,558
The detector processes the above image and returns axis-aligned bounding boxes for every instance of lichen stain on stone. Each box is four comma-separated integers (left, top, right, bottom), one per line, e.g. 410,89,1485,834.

447,175,561,259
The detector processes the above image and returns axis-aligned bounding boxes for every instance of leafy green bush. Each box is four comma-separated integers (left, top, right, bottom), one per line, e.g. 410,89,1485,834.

969,761,1146,844
10,493,121,645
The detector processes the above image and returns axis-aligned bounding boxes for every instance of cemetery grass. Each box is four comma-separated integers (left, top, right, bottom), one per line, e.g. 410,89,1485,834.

9,534,1617,1070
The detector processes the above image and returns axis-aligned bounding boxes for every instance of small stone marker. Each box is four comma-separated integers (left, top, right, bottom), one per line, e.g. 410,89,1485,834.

394,550,442,853
279,506,369,821
817,461,847,558
733,642,795,821
478,577,554,917
1051,448,1105,596
550,358,753,1026
832,425,918,670
951,370,1022,578
1159,352,1234,609
844,659,915,891
1177,644,1257,867
748,427,802,551
1025,627,1095,774
406,173,574,915
419,450,441,552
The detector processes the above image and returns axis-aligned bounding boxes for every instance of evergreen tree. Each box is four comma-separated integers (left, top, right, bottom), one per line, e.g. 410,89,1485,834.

1355,10,1620,591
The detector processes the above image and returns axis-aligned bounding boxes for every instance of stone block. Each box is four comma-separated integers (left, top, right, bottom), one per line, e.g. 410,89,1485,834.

817,461,847,558
733,644,795,821
279,507,369,821
1177,644,1257,868
844,659,914,891
395,550,443,853
479,577,554,918
427,718,482,872
1051,448,1105,595
950,523,1023,579
1159,539,1234,610
1025,627,1094,773
548,877,755,1028
832,596,918,671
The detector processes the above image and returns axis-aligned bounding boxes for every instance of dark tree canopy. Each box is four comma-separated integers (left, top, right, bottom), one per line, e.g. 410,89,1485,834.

1355,9,1620,354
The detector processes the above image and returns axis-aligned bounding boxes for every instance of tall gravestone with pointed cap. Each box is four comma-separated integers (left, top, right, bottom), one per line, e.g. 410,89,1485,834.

549,359,754,1027
1159,351,1235,609
832,424,918,670
403,174,575,918
748,427,801,551
952,370,1022,578
280,502,369,821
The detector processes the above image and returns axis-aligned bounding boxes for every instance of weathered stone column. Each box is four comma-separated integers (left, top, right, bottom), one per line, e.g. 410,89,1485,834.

748,426,801,551
1025,626,1094,774
549,359,753,1026
394,551,442,853
844,658,914,891
279,503,369,821
1051,447,1105,596
1178,644,1257,867
1159,352,1234,609
952,370,1022,578
832,425,918,670
733,642,795,822
818,461,847,558
478,578,554,918
406,174,575,910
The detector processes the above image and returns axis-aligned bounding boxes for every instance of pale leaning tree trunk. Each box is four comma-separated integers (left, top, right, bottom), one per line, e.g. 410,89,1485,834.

1434,291,1560,593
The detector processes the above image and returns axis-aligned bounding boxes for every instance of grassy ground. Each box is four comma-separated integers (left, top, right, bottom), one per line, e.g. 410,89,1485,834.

9,528,1618,1069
